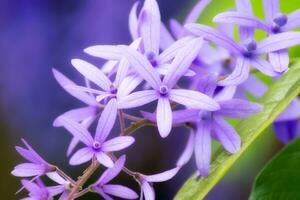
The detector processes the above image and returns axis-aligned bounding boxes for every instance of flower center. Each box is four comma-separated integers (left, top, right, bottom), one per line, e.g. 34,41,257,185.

159,85,169,96
92,141,101,150
146,51,158,67
110,85,118,95
243,39,257,57
199,111,212,121
273,13,288,27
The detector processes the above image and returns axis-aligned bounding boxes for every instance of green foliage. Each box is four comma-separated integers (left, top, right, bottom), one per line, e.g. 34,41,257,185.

175,62,300,200
250,138,300,200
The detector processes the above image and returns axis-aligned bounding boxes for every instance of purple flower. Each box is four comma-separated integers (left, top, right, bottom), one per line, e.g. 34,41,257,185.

137,167,180,200
52,68,100,156
92,155,138,200
11,139,55,178
213,0,300,72
143,75,261,176
119,38,220,137
273,98,300,144
59,100,135,167
108,0,196,77
185,21,300,86
84,37,220,138
21,178,65,200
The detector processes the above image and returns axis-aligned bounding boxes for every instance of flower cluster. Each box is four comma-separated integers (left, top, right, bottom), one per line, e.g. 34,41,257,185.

12,0,300,199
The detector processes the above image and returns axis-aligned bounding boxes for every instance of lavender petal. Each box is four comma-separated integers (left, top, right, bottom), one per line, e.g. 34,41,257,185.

169,89,220,111
95,98,118,143
69,147,94,165
195,121,212,177
213,115,241,153
117,90,158,109
156,98,172,138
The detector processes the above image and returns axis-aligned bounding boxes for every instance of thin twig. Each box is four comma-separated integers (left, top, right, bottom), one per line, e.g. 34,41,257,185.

118,110,126,136
55,167,76,185
66,159,100,200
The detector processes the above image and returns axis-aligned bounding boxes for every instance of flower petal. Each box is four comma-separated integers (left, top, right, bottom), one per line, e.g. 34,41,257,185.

185,23,243,54
214,86,237,102
241,75,267,98
192,73,217,97
59,117,93,146
276,98,300,122
84,45,122,60
117,74,143,98
218,57,250,86
256,32,300,54
284,9,300,30
117,90,158,109
119,45,161,90
96,152,114,168
263,0,280,23
143,167,180,182
170,18,184,39
102,184,139,199
67,137,80,157
184,0,211,24
157,36,194,64
53,106,98,127
268,49,289,73
102,136,135,152
195,121,212,177
213,11,269,32
47,185,65,197
93,187,114,200
163,38,203,88
69,147,94,165
141,180,155,200
216,99,262,118
52,69,98,106
160,22,175,50
213,116,241,153
129,2,139,39
251,57,279,76
97,155,126,185
176,131,195,167
139,0,161,55
156,98,172,138
95,98,118,143
71,59,112,91
169,89,220,111
12,163,46,177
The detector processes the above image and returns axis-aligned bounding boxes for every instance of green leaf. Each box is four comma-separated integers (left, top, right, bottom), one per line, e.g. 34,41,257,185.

250,138,300,200
175,62,300,200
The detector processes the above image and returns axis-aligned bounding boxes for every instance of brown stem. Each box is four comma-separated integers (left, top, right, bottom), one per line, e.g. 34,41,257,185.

124,119,155,135
66,159,100,200
118,110,126,136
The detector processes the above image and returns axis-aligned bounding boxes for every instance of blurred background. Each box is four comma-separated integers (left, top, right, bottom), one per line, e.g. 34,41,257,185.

0,0,299,199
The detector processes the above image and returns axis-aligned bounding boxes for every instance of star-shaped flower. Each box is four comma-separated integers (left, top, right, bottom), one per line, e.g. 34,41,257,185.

115,38,220,138
92,155,138,200
213,0,300,72
59,99,135,167
11,139,55,178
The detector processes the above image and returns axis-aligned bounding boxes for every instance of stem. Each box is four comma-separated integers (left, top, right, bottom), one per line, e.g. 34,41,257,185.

73,186,92,199
122,113,144,121
66,159,100,200
118,110,126,136
124,119,155,135
55,167,76,185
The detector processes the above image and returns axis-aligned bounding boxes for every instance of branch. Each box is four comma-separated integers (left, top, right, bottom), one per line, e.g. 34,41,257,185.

66,159,100,200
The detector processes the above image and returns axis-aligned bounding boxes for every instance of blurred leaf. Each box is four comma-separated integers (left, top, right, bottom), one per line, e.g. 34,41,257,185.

175,61,300,200
250,138,300,200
